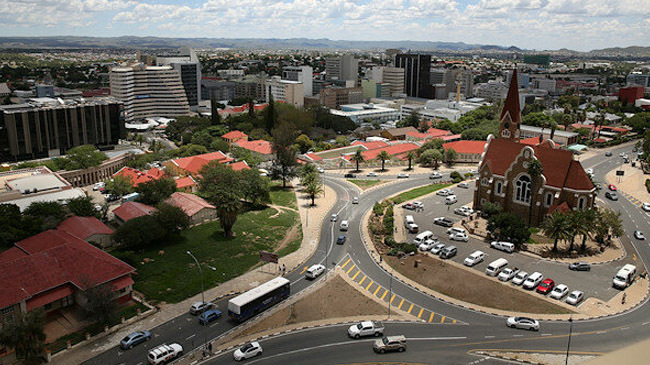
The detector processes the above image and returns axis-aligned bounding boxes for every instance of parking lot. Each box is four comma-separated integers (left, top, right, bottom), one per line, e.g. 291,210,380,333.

399,184,628,305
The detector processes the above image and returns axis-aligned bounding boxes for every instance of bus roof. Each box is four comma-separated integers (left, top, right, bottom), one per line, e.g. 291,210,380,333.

228,277,290,314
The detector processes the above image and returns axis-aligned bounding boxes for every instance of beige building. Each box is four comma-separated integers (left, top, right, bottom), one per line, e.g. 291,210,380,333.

320,86,363,110
266,77,304,108
372,66,405,96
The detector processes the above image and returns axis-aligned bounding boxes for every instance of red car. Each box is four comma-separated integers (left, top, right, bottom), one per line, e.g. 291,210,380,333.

608,184,617,191
536,278,555,294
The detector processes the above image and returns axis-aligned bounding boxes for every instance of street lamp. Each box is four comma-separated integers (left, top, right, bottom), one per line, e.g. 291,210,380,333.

565,317,574,365
186,250,205,305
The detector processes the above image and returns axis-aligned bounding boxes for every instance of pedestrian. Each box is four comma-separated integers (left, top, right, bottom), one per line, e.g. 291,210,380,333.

282,263,286,274
208,342,212,354
622,293,627,305
203,347,207,358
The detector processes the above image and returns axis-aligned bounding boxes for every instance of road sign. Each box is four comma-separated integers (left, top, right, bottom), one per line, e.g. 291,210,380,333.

259,251,278,264
616,170,624,176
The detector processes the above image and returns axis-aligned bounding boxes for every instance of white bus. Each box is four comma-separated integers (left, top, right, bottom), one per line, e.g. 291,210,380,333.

228,277,290,322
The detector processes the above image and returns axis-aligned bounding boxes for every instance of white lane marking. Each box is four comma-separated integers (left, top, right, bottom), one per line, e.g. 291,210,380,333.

210,322,219,328
484,335,495,339
186,334,196,340
513,334,523,337
541,333,552,336
621,327,630,331
408,336,467,341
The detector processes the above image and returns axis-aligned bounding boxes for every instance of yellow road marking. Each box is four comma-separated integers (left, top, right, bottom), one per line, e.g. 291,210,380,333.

429,312,434,322
359,276,366,285
352,269,361,280
407,303,414,314
453,320,457,324
341,258,352,269
299,266,308,274
373,286,381,296
381,290,388,300
346,264,355,275
390,294,396,304
417,308,424,318
441,316,446,323
365,281,374,291
398,299,405,310
633,254,637,261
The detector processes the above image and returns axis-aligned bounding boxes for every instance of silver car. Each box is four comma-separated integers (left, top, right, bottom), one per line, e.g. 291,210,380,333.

566,290,584,305
506,316,539,331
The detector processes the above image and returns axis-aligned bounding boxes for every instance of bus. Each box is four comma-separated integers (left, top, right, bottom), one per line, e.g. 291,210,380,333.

228,277,290,322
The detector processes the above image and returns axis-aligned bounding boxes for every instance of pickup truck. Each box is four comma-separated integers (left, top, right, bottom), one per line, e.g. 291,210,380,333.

348,321,385,339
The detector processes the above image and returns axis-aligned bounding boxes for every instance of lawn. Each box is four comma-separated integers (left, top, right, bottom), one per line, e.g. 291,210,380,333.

270,184,298,209
114,188,301,304
390,183,452,204
348,179,384,190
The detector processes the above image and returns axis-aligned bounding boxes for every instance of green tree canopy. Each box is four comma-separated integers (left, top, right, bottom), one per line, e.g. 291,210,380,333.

67,196,98,217
60,145,108,170
113,215,166,249
153,203,190,234
105,175,134,197
295,134,315,154
136,178,177,206
0,309,46,363
23,201,66,231
487,212,531,248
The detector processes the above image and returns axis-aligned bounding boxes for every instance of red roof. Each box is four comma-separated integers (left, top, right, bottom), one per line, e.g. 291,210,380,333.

481,138,594,191
147,167,165,179
520,137,541,146
165,192,215,217
303,152,322,161
229,161,250,171
500,69,522,126
426,128,452,138
0,230,134,309
234,139,273,155
344,143,420,162
406,131,429,140
57,216,113,240
593,137,608,143
443,140,486,154
114,167,163,187
175,176,196,189
548,201,571,215
351,140,389,150
440,134,462,141
172,151,233,175
113,202,156,222
222,130,248,140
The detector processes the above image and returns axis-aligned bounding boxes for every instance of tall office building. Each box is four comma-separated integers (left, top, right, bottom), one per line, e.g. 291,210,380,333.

282,66,313,97
430,68,446,85
265,77,304,108
0,98,125,162
371,66,405,96
446,68,474,99
110,64,190,122
156,48,201,109
325,54,358,82
201,80,235,101
394,54,433,99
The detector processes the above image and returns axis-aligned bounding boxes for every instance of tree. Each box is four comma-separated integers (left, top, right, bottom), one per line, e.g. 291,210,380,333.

566,210,584,252
376,151,390,171
113,215,166,249
0,204,38,248
271,122,299,188
481,202,502,218
240,168,271,206
154,203,190,234
541,212,571,252
191,130,213,148
304,179,324,206
335,136,351,147
406,151,416,170
522,112,554,128
417,139,443,156
263,94,278,133
579,209,597,251
398,109,420,128
134,134,145,147
136,178,177,206
23,201,66,231
199,162,243,237
526,159,544,226
82,281,117,325
0,309,46,363
105,175,134,197
67,196,98,217
594,208,624,245
300,164,317,184
487,212,530,248
210,137,230,153
444,148,458,166
173,144,209,158
61,145,108,170
350,150,365,172
294,134,315,154
210,95,221,126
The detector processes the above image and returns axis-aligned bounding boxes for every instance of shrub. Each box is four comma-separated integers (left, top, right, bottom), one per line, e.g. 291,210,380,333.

373,202,384,216
464,172,474,179
450,171,464,183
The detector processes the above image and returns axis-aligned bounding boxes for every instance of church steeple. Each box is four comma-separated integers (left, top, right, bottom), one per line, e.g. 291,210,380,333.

498,68,522,141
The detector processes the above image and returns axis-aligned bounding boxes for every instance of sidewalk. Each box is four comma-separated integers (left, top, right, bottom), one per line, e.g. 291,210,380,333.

605,163,649,205
52,182,337,365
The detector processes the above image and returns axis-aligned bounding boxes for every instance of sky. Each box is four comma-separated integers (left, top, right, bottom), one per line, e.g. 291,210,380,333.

0,0,649,51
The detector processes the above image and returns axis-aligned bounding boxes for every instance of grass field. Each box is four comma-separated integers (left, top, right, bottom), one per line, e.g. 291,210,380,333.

390,183,452,204
348,179,384,190
114,187,301,304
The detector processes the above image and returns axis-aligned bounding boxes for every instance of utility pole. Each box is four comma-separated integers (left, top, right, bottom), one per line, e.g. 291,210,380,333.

186,250,205,305
565,317,573,365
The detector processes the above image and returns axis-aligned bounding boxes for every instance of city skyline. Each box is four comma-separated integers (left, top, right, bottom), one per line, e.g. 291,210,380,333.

0,0,648,52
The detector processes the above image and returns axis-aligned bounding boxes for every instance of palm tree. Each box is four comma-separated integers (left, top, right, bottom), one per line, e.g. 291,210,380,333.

351,150,365,172
567,210,584,252
526,159,544,226
579,209,597,251
431,149,443,170
541,212,571,252
304,180,324,206
216,196,241,237
406,151,416,171
300,164,317,184
377,151,390,171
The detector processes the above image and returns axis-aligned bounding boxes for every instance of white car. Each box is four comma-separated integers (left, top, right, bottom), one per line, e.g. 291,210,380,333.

352,197,359,204
148,343,183,364
367,172,378,177
464,250,485,267
436,189,454,196
457,182,469,189
233,342,263,361
454,206,474,217
189,301,213,315
93,182,105,191
550,284,569,300
430,172,443,179
506,317,539,331
412,201,424,209
586,168,594,175
634,230,645,240
449,232,469,242
331,214,338,222
397,173,410,178
431,243,446,255
340,220,349,231
469,169,478,174
566,290,584,306
419,238,439,251
523,272,544,290
317,167,325,173
498,267,520,282
642,202,650,212
305,264,325,279
447,227,466,236
511,271,529,286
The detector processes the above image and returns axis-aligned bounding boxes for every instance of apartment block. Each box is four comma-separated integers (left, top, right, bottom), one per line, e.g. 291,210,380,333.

282,66,313,96
320,87,363,109
265,77,304,108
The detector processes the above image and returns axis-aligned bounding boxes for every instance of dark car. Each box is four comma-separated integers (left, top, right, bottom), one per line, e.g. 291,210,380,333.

337,235,347,244
536,278,555,294
198,309,222,325
605,151,612,157
433,217,454,227
344,173,356,178
120,330,151,350
568,262,591,271
605,191,618,201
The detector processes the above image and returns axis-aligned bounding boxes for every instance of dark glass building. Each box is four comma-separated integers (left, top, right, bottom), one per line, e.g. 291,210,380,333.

394,54,433,99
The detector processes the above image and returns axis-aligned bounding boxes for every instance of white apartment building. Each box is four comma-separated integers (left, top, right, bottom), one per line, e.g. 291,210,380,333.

282,66,313,96
330,103,399,124
475,80,507,101
110,64,190,122
265,77,304,108
533,78,557,93
400,99,485,122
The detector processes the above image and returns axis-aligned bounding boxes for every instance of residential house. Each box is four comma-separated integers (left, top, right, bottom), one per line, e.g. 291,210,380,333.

165,192,216,225
165,151,233,177
222,130,248,144
113,166,165,187
113,201,156,224
233,139,274,161
57,216,114,248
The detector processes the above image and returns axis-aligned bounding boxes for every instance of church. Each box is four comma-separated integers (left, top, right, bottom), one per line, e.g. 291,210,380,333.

473,70,596,226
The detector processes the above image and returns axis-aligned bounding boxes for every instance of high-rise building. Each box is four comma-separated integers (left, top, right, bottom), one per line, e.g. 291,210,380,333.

394,54,433,99
234,74,267,101
371,66,405,97
201,79,235,101
157,50,201,109
475,81,507,101
110,64,190,122
505,70,530,89
265,77,304,108
282,66,313,97
430,68,446,85
0,98,125,162
627,73,650,87
445,68,474,99
361,80,391,98
326,54,358,82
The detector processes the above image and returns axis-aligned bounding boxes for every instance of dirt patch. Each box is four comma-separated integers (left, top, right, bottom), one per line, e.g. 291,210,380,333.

385,255,574,314
348,179,387,190
272,223,301,254
238,275,386,337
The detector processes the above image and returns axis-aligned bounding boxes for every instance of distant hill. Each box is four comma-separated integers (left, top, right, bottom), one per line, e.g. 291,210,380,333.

589,46,650,57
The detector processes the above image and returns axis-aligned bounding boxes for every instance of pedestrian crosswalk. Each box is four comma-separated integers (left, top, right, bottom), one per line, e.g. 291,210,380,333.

339,257,460,324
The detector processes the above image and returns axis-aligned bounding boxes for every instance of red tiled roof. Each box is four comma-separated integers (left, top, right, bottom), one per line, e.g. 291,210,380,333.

442,140,486,154
351,140,389,150
548,201,571,215
147,167,165,179
165,192,215,217
344,143,420,162
222,130,248,140
406,131,429,140
520,137,541,146
114,167,159,187
426,128,452,137
113,202,155,222
234,139,273,155
229,161,250,171
593,137,608,143
0,230,134,309
0,247,27,263
172,151,233,175
175,176,196,189
441,134,462,141
500,69,522,126
303,152,322,161
57,216,113,240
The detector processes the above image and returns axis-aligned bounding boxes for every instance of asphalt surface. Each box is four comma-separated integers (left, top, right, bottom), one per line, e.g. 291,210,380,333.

86,143,650,365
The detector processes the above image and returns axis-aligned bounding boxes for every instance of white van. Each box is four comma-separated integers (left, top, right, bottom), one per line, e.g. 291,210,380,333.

305,264,325,279
414,230,434,245
490,241,515,253
340,220,349,231
613,264,637,289
485,258,509,277
404,215,415,226
445,195,458,205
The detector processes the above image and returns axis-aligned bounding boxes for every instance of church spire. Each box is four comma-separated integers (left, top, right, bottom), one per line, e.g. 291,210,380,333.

498,68,522,141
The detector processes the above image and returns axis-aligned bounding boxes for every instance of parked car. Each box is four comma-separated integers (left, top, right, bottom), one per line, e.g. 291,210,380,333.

536,278,556,294
605,151,612,157
344,173,356,178
419,238,439,251
449,232,469,242
498,267,520,282
367,172,378,177
511,271,529,286
433,217,454,227
523,272,544,289
454,206,474,217
120,331,151,350
586,168,594,175
457,182,469,189
440,245,457,259
402,203,416,210
336,235,346,245
634,230,645,240
612,264,637,289
445,195,458,205
490,241,515,253
431,243,446,255
463,251,485,267
348,321,385,338
233,342,263,361
397,173,409,179
305,264,325,279
373,335,407,354
331,214,338,222
93,182,105,191
412,201,424,210
317,167,325,173
430,172,443,179
642,202,650,212
550,284,569,300
340,220,349,231
104,194,119,202
569,262,591,271
447,227,466,235
608,184,617,191
506,317,539,331
605,191,618,201
566,290,585,306
198,309,222,325
406,222,419,233
436,189,454,196
148,343,183,365
189,301,213,315
352,197,359,204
